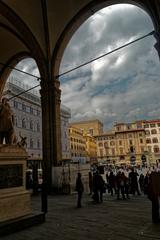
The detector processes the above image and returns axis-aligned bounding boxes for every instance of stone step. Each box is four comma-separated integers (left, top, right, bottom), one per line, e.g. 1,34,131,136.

0,212,45,236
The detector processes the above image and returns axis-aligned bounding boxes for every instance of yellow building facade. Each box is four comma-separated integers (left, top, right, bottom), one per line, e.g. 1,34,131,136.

136,119,160,164
95,123,148,166
69,126,87,163
70,119,103,136
83,134,97,164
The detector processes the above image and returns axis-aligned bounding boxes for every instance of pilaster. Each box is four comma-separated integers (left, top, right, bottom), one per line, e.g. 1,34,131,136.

40,77,62,190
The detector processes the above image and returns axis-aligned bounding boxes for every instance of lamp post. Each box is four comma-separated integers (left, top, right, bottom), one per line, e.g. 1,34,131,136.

130,146,136,167
141,154,147,168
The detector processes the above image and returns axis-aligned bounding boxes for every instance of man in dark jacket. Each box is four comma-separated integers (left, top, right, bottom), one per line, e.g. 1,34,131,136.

92,171,105,203
147,172,160,223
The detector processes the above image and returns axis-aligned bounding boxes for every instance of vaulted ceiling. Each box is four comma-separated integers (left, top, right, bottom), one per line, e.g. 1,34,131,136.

0,0,159,94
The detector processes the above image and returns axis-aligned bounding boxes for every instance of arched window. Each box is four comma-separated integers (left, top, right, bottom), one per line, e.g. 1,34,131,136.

151,129,157,134
152,138,158,143
99,142,103,147
22,118,26,128
104,142,108,148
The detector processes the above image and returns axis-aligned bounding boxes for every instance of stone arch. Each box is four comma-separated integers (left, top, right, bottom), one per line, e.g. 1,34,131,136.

0,52,30,97
0,52,45,98
51,0,158,79
0,1,45,60
0,1,47,92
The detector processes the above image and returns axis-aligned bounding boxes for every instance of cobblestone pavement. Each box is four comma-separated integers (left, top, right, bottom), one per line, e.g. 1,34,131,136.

1,193,160,240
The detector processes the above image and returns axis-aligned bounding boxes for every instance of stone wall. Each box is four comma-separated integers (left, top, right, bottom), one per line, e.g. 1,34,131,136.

52,163,90,194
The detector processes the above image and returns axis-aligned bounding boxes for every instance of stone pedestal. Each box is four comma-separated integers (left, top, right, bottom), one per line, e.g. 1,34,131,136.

0,145,32,222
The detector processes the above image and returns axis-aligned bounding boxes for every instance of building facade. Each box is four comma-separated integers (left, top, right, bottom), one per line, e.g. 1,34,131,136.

136,120,160,163
70,119,103,136
95,122,148,166
3,77,71,164
69,126,87,163
83,134,97,164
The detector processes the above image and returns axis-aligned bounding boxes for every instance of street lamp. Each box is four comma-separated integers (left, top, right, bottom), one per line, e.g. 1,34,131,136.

141,154,147,167
129,146,136,167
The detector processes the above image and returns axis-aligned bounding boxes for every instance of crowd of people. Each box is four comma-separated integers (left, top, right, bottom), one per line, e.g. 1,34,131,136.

75,164,160,223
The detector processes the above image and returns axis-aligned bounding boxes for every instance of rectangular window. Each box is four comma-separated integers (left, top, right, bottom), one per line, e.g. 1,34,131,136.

140,139,143,144
30,107,33,114
111,148,115,155
145,130,150,135
146,138,151,144
100,149,103,157
116,126,121,131
14,100,18,109
120,148,123,154
89,128,93,136
105,149,109,156
22,103,26,112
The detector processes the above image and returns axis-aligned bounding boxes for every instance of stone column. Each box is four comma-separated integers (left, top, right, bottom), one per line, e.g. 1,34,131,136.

40,78,62,191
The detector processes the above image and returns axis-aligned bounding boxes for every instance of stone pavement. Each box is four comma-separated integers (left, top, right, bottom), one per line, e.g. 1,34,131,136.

1,193,160,240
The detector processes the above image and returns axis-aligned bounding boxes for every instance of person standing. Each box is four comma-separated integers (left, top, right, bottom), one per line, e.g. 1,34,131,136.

88,171,93,195
129,168,140,195
92,171,104,203
108,171,116,196
139,173,145,193
75,173,84,208
148,172,160,223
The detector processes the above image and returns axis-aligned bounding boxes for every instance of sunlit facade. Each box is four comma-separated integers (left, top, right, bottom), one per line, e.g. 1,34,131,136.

95,122,148,166
69,126,87,163
136,120,160,163
70,119,103,136
83,134,97,164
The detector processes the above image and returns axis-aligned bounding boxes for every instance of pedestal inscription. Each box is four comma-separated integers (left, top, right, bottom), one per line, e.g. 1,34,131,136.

0,145,32,222
0,164,23,189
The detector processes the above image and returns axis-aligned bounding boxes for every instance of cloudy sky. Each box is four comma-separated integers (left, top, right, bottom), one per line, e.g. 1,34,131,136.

10,4,160,131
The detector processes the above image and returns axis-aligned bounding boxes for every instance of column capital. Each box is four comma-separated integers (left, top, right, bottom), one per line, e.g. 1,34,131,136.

40,78,61,100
